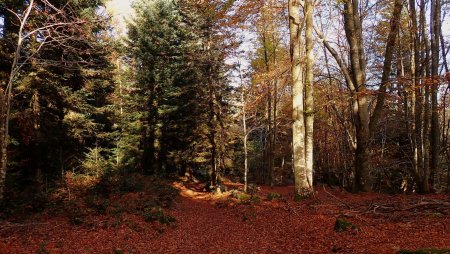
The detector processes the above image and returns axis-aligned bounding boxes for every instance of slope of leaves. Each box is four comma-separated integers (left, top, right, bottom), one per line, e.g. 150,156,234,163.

0,182,450,254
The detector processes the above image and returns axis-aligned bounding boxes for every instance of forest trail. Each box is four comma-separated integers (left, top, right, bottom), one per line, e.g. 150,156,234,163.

1,183,450,254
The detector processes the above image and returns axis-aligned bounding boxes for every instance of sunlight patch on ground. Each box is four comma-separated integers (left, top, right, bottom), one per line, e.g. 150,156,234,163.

172,182,230,201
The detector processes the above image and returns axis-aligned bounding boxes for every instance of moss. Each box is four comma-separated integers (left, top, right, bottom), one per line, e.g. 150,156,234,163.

293,189,314,201
37,242,50,254
113,249,124,254
294,193,311,202
242,210,256,222
250,195,261,203
334,218,359,232
215,198,233,208
143,207,176,225
236,193,251,201
267,192,282,201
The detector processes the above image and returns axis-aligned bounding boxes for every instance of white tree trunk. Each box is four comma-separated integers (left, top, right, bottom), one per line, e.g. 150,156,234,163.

289,0,311,197
304,0,314,192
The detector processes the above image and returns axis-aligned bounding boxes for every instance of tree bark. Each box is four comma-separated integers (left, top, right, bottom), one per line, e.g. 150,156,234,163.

430,0,441,190
369,0,404,133
289,0,312,197
0,91,6,201
304,0,314,192
242,86,248,193
408,0,422,189
342,0,371,192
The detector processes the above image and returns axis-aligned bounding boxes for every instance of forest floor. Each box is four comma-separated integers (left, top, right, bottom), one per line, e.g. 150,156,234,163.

1,176,450,254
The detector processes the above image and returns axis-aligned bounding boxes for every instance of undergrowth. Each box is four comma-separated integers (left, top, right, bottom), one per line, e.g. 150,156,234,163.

334,218,359,232
1,171,178,233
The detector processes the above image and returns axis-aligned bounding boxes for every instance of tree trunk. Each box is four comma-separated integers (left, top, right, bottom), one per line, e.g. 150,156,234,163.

430,0,441,190
0,91,6,201
369,0,404,133
242,90,249,193
143,92,157,174
289,0,311,197
408,0,421,189
262,30,273,185
317,0,403,192
342,0,371,192
304,0,314,191
271,78,277,187
208,81,218,187
207,62,218,187
354,108,371,192
0,0,35,201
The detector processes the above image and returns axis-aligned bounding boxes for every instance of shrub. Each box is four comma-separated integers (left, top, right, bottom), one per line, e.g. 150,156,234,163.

334,218,358,232
237,193,251,201
143,207,176,225
113,248,124,254
37,242,50,254
267,192,282,201
81,147,111,177
84,195,110,213
119,176,145,193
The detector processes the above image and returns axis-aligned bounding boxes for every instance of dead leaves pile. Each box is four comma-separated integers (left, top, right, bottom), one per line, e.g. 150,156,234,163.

1,183,450,253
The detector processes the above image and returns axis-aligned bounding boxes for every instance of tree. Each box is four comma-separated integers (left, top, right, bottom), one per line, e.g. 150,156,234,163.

127,0,232,188
430,0,442,190
289,0,313,197
304,0,314,196
0,0,113,200
316,0,403,192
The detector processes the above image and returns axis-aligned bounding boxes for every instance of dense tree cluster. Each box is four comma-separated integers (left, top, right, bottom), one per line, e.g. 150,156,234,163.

0,0,114,200
0,0,449,204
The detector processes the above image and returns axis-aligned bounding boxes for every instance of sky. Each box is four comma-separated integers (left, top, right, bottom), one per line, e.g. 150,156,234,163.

105,0,134,35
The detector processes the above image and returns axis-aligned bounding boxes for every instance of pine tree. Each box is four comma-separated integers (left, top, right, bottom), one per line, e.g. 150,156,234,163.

0,0,114,199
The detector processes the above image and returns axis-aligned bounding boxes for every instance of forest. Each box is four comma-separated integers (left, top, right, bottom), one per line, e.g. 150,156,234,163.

0,0,450,253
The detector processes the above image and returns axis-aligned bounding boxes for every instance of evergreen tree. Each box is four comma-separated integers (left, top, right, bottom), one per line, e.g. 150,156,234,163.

126,0,232,185
0,0,114,198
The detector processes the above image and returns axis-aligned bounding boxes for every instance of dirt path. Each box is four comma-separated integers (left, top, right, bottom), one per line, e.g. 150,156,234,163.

1,185,450,253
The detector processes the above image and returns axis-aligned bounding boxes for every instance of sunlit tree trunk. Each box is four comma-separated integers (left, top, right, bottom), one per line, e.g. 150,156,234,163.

289,0,312,197
304,0,314,192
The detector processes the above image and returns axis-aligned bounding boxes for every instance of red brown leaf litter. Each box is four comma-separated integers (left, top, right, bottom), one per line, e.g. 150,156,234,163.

1,182,450,254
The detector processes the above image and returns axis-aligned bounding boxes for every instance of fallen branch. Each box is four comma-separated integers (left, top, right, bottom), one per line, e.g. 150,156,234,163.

403,201,450,212
359,200,450,215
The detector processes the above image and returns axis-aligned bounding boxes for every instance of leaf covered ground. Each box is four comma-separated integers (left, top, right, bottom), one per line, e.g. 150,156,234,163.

1,179,450,254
